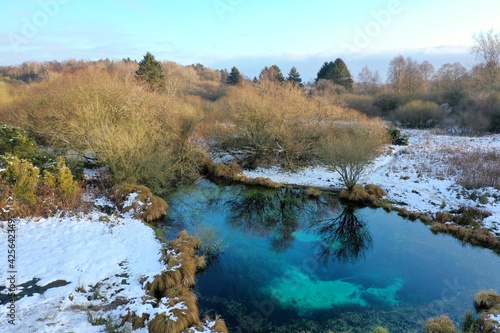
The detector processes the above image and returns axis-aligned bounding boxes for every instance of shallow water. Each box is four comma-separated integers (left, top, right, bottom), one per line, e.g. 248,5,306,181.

163,180,500,333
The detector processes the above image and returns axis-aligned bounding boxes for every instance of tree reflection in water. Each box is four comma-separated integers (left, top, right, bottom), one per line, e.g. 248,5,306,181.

310,206,373,263
224,188,308,252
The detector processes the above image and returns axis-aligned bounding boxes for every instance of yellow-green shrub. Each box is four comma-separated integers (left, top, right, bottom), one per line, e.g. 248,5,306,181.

55,157,79,198
3,156,39,205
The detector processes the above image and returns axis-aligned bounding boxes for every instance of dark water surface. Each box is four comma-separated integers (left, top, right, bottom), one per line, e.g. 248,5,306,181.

163,180,500,333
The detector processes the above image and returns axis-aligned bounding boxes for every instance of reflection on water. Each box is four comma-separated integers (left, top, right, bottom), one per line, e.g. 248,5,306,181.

309,206,373,263
164,180,500,333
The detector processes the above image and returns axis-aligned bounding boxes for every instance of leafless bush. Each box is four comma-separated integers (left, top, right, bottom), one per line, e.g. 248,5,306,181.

317,123,389,190
7,68,204,192
203,81,383,168
447,149,500,189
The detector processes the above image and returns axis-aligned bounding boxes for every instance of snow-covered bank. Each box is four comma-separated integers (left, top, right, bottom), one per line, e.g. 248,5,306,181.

244,130,500,235
0,207,223,332
0,212,164,332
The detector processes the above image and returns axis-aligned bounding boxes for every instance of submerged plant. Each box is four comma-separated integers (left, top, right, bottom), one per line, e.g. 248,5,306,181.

194,224,226,260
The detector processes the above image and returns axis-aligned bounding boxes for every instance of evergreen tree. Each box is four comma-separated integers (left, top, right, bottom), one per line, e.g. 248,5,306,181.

135,52,165,91
286,67,303,87
227,66,242,85
315,58,353,91
259,65,285,83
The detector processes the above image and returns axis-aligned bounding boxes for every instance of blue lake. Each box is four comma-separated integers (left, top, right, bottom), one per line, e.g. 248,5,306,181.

163,180,500,333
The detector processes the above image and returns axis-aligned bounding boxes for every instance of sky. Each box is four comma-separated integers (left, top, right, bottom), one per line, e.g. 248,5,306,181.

1,0,500,81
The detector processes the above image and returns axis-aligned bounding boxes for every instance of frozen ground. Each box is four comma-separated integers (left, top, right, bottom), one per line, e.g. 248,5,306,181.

244,130,500,236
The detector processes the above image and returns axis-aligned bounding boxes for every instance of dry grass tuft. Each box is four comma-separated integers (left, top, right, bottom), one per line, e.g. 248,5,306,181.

246,177,283,189
112,182,168,222
339,184,385,205
204,160,242,179
305,187,322,198
121,312,150,330
474,290,500,312
365,184,386,198
430,223,500,253
425,315,457,333
143,230,216,333
205,315,229,333
473,290,500,333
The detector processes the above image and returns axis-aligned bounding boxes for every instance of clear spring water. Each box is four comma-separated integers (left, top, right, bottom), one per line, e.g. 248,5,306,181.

163,180,500,333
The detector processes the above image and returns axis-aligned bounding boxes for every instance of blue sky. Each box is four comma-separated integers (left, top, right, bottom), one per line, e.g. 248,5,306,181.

1,0,500,81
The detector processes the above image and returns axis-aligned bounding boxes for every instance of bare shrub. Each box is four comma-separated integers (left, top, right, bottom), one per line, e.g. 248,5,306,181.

317,123,389,190
204,81,381,168
8,68,204,192
393,100,444,128
446,149,500,189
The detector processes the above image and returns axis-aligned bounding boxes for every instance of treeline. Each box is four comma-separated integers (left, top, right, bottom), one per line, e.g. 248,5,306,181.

346,30,500,134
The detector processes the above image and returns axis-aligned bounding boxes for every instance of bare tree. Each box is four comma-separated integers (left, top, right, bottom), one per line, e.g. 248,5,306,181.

387,55,406,94
318,124,387,190
357,65,381,94
434,63,469,107
471,30,500,87
419,60,435,93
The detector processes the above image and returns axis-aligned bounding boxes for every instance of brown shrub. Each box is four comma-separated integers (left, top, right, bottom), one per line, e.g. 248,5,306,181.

446,149,500,190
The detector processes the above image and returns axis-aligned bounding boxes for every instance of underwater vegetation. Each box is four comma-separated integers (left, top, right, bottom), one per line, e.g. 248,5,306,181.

263,266,404,314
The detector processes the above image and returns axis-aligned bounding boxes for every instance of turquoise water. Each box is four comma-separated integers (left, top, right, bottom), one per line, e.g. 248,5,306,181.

164,180,500,333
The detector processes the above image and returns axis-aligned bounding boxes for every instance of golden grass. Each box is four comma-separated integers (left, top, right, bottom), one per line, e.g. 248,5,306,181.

425,315,457,333
305,187,322,198
474,290,500,312
473,290,500,333
112,182,168,222
339,184,385,205
430,223,500,254
206,315,229,333
139,231,228,333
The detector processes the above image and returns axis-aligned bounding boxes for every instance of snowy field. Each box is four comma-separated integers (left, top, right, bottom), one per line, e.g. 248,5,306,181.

244,130,500,236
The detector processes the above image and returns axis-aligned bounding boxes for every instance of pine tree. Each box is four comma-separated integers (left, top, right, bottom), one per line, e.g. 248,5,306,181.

315,58,353,91
135,52,165,91
227,66,242,85
286,67,303,87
